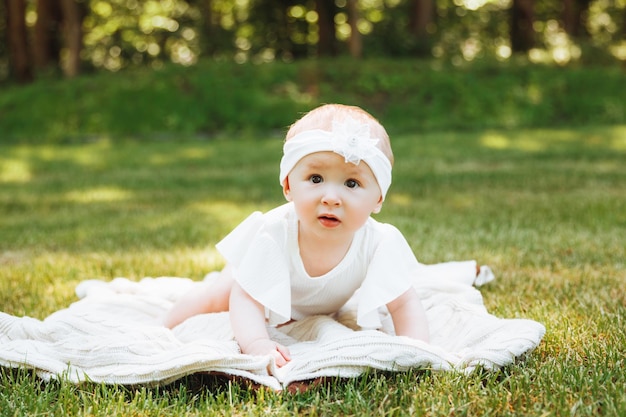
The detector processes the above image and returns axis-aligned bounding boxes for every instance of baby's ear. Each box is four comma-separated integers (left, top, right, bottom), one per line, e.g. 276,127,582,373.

282,178,292,201
372,195,383,214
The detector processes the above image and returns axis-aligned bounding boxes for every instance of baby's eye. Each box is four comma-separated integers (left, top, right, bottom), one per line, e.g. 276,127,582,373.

310,174,323,184
345,179,359,189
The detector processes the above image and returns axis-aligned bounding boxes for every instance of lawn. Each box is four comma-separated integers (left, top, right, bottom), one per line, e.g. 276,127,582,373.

0,124,624,416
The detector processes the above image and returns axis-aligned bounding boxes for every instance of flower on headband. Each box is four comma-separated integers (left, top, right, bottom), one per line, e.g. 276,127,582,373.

331,117,380,165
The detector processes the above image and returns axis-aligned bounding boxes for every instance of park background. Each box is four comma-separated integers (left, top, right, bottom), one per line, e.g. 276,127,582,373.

1,1,625,416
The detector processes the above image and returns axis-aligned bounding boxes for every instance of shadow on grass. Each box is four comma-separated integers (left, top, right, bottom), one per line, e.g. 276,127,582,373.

0,138,286,254
1,126,624,261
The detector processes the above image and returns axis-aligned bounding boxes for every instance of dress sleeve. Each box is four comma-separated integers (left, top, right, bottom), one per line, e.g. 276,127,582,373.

215,209,292,325
356,225,419,328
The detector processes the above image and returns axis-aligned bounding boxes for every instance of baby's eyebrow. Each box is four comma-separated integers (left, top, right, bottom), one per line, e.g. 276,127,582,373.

344,164,371,176
301,159,331,171
305,164,362,177
302,156,370,177
346,166,365,174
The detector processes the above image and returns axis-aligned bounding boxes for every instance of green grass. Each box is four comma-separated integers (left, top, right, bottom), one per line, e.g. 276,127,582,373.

1,125,625,415
1,59,625,143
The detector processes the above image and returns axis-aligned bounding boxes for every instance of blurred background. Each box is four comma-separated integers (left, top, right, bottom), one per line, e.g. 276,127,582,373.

2,0,624,84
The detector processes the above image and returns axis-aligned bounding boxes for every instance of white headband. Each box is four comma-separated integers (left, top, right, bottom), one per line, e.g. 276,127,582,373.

279,117,392,200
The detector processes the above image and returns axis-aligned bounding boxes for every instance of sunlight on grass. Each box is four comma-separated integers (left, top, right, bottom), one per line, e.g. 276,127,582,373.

387,193,413,207
36,140,113,167
147,146,216,165
479,130,576,151
187,199,273,227
0,248,227,318
0,158,32,183
480,132,511,149
64,186,134,203
478,125,626,152
609,125,626,150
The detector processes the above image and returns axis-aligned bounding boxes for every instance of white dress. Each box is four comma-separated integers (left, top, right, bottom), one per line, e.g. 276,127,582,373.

216,203,422,328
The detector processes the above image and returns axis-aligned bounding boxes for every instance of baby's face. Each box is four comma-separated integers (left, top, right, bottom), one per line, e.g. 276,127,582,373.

283,151,383,238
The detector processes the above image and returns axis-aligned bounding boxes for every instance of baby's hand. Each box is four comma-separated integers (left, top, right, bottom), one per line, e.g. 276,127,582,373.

242,338,291,368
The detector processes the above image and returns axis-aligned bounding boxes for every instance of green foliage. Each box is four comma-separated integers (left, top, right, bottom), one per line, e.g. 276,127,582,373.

1,125,625,415
0,62,307,142
50,0,626,67
2,0,625,85
0,59,624,144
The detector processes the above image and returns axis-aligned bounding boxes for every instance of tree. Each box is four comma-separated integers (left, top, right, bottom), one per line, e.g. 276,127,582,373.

510,0,535,52
346,0,362,58
60,0,84,77
409,0,434,55
6,0,83,83
562,0,591,38
198,0,217,55
196,0,243,57
5,0,32,83
316,0,337,56
33,0,62,70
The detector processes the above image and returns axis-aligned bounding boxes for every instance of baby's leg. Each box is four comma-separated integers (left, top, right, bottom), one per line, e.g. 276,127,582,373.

420,261,493,286
161,266,234,328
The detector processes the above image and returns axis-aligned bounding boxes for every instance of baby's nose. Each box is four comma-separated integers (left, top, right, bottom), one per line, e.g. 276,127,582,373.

321,186,341,206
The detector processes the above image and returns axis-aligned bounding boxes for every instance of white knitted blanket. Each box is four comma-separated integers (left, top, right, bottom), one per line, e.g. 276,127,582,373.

0,263,545,391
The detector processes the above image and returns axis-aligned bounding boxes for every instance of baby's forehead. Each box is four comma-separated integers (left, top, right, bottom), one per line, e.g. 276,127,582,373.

297,151,374,173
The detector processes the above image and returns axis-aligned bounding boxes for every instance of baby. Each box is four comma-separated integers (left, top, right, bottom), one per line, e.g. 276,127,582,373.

164,104,434,367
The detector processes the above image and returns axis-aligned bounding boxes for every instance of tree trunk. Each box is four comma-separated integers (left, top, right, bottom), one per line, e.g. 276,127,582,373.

409,0,435,55
34,0,62,70
5,0,33,83
199,0,217,55
315,0,337,56
562,0,591,38
60,0,83,77
346,0,362,58
409,0,434,37
510,0,535,53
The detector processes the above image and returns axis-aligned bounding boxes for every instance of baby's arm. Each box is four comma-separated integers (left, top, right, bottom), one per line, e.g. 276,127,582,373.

387,287,430,343
229,282,291,367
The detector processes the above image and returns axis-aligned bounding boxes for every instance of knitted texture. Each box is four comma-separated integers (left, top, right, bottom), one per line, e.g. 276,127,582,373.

0,270,544,391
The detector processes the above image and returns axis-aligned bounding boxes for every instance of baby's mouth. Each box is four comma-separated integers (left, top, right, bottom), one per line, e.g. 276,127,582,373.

318,214,341,228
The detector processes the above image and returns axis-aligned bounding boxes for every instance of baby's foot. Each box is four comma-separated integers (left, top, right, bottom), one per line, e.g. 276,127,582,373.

474,265,495,286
